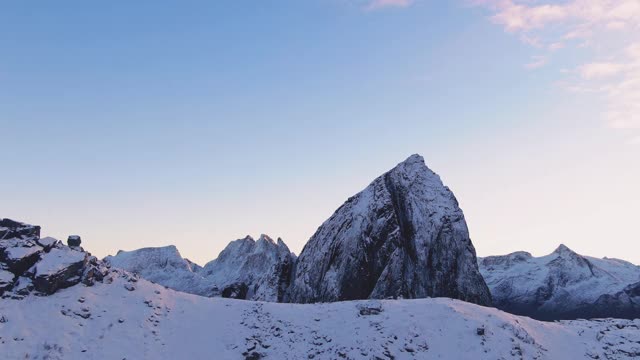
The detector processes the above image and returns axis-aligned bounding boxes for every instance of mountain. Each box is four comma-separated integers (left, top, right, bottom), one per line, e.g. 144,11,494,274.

202,234,296,302
104,245,217,297
287,154,491,305
105,234,296,302
479,244,640,320
2,267,638,360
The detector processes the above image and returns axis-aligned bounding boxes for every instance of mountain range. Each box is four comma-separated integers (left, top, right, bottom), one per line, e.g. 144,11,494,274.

2,154,640,359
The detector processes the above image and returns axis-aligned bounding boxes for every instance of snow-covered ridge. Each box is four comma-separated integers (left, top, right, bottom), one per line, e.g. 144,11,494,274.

105,234,296,302
104,245,217,297
479,244,640,320
1,275,639,359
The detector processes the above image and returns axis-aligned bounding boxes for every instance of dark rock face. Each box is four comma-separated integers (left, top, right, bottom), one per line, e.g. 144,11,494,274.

479,245,640,320
0,218,110,298
287,155,491,305
0,238,43,275
32,248,88,294
221,282,249,299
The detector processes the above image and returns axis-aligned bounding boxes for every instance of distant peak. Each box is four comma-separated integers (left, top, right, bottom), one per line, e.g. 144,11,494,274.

405,153,424,162
258,234,275,244
400,154,425,167
241,235,255,242
553,244,576,255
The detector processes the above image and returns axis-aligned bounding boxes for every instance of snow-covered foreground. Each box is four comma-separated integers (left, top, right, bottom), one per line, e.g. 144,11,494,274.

1,276,639,360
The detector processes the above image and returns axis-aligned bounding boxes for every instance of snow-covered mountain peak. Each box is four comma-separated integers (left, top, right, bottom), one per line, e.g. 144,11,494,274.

288,154,491,305
480,245,640,320
553,243,577,256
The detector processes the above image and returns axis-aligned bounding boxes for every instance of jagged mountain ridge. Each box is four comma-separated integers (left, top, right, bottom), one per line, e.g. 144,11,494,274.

105,234,296,302
287,154,491,305
104,154,491,306
479,244,640,320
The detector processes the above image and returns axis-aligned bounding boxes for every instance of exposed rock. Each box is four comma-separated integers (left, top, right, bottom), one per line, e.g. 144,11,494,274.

0,238,43,275
357,303,383,316
32,248,87,295
0,269,15,295
0,218,117,298
221,282,249,299
0,218,40,240
12,277,34,296
67,235,82,247
287,154,491,305
37,237,59,252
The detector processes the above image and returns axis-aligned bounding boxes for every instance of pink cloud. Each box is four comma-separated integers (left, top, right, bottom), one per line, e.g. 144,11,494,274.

473,0,640,135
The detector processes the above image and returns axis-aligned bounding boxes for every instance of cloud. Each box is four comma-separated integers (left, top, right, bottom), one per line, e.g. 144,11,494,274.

525,55,548,69
473,0,640,139
578,62,625,79
366,0,413,11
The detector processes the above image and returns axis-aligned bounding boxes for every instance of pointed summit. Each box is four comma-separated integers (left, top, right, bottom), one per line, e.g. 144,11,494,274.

287,154,491,305
258,234,275,244
553,244,577,256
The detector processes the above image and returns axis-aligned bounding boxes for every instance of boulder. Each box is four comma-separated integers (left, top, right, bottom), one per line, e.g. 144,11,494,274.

0,238,43,275
0,269,15,295
221,282,249,299
67,235,82,247
32,248,87,295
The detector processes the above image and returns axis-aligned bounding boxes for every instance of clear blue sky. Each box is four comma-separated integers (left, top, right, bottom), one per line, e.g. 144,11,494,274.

2,0,639,264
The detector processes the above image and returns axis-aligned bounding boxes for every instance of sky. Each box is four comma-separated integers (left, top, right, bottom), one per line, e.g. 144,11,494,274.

1,0,639,265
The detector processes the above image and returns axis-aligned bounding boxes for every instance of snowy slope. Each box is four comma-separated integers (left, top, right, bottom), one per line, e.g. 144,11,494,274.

479,244,640,320
1,275,639,360
288,154,491,305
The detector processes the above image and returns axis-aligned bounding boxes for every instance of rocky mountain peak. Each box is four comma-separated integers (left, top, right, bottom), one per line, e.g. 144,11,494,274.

553,244,576,256
287,154,491,305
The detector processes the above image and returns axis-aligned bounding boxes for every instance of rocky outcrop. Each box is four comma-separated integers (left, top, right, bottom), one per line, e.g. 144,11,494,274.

287,154,492,305
0,218,110,298
479,245,640,320
32,247,88,294
0,218,40,240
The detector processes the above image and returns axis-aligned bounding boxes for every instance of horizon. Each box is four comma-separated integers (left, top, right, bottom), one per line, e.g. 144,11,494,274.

3,0,639,265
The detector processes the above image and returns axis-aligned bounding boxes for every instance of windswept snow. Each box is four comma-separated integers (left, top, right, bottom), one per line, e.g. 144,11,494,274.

0,276,639,359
